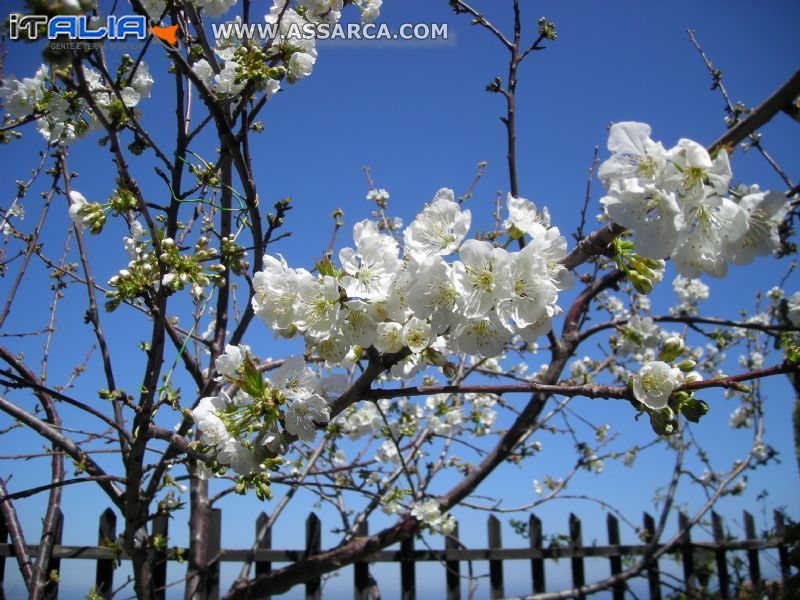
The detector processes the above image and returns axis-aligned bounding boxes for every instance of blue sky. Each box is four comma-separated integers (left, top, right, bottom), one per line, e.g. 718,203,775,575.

1,0,799,597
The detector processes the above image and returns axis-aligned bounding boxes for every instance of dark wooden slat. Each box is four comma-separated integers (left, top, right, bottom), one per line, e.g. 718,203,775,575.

569,513,585,599
0,507,8,600
152,513,169,600
43,509,63,600
95,508,116,599
488,515,504,600
643,513,661,600
400,536,415,600
445,521,460,600
530,514,545,594
255,512,272,600
354,521,369,600
678,512,695,595
774,510,790,583
743,511,761,597
711,511,730,599
305,513,321,600
206,508,222,600
606,514,624,600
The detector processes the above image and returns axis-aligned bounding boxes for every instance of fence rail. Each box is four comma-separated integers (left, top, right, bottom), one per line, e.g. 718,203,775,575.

0,508,791,599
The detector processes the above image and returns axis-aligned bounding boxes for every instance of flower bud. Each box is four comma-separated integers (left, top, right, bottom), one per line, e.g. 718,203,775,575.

629,271,653,294
658,336,684,362
680,398,709,423
676,359,696,372
649,406,676,436
682,371,703,383
442,361,458,379
629,255,656,280
638,256,663,271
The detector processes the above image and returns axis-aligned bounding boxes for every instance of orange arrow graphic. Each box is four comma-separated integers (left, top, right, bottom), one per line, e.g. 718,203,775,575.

150,24,179,45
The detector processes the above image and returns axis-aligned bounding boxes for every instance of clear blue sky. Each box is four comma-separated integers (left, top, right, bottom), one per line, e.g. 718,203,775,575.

1,1,799,597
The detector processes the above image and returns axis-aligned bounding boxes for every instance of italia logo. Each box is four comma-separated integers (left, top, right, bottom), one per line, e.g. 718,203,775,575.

8,13,179,46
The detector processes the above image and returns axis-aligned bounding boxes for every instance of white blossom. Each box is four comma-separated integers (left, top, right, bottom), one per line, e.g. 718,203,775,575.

402,317,434,354
289,52,316,80
374,321,404,354
284,394,330,442
403,189,471,262
406,257,462,334
788,291,800,327
454,240,512,318
504,194,550,238
727,189,790,265
632,361,681,410
375,439,400,464
199,0,238,18
192,394,232,447
215,344,248,379
272,355,319,399
68,191,90,230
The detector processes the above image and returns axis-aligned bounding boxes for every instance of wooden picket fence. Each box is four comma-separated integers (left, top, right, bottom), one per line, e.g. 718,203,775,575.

0,508,792,599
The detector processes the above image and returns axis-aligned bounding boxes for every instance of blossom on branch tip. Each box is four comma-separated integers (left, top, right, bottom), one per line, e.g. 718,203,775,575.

632,361,681,410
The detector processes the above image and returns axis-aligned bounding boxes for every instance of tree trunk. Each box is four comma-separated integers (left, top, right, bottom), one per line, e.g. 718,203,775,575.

130,536,155,600
185,476,212,600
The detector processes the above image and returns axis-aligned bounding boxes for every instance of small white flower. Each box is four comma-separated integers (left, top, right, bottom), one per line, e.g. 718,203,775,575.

403,189,471,262
284,394,330,442
192,59,215,88
453,240,512,318
360,0,382,23
727,190,790,265
215,344,248,379
402,317,434,354
199,0,238,18
374,321,404,354
68,191,89,229
289,52,316,80
130,61,154,98
504,194,550,238
729,406,752,429
375,439,400,464
366,188,390,203
272,355,318,400
632,361,681,409
191,394,231,447
406,257,461,334
787,291,800,327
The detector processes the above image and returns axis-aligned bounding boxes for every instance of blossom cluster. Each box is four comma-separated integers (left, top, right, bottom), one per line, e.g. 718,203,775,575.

252,189,572,371
410,499,456,535
190,346,346,489
599,122,790,278
190,0,382,100
0,60,153,144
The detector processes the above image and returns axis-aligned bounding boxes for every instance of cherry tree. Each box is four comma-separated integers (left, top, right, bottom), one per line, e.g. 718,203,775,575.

1,1,799,598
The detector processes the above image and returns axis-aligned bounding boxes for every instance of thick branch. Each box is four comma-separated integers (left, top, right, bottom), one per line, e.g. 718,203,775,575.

0,476,34,590
708,69,800,155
